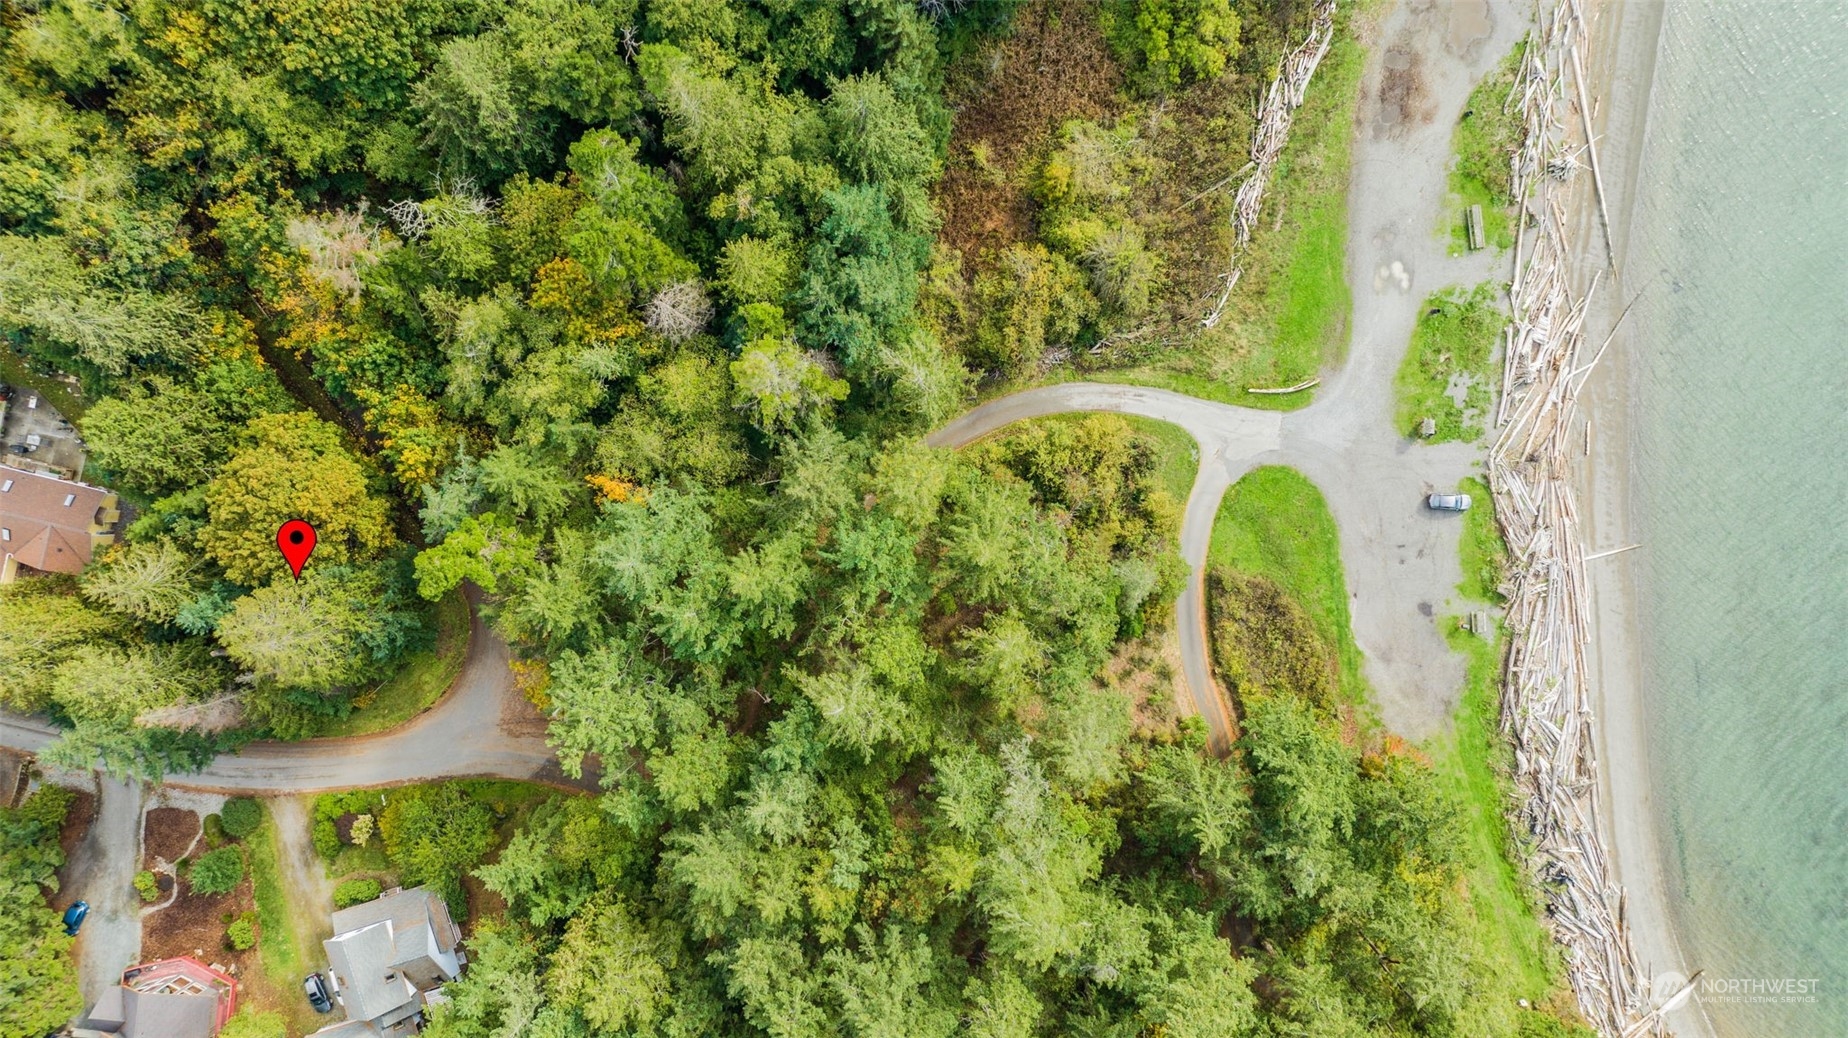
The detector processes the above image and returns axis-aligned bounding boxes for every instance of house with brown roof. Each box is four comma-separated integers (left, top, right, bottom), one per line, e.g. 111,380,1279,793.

76,956,237,1038
0,463,117,582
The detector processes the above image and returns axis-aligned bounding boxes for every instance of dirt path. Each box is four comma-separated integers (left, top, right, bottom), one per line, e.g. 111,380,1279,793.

268,795,335,953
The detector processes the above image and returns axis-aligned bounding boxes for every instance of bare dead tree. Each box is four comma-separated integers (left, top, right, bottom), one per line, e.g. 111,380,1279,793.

136,695,245,734
914,0,969,22
645,280,714,343
384,176,497,241
286,204,395,301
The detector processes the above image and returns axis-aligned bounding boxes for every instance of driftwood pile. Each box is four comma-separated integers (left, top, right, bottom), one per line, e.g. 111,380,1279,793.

1487,3,1668,1037
1202,0,1338,328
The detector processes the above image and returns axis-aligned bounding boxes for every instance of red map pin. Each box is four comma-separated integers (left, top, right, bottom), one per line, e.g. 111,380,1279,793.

277,520,317,580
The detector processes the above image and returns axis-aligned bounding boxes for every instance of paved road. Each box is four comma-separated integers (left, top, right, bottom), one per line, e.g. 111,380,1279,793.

0,0,1524,785
930,375,1482,749
2,604,584,795
0,0,1523,782
58,774,143,1005
4,1,1527,1017
931,385,1282,750
931,0,1528,742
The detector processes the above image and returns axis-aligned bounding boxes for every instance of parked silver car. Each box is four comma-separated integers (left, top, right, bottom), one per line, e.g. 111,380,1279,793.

1426,493,1472,512
304,972,334,1013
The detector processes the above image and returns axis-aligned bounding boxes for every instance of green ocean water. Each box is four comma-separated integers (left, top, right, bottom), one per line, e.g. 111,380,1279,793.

1623,2,1848,1035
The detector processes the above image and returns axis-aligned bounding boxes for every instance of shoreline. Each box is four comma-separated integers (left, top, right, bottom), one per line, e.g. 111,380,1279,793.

1572,1,1715,1035
1479,0,1703,1032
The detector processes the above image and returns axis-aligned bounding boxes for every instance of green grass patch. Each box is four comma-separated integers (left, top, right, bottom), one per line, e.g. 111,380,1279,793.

1074,2,1368,408
1426,623,1564,1033
0,345,86,420
1119,415,1200,503
1394,282,1504,442
330,840,392,880
307,591,470,738
1448,168,1516,254
1447,38,1526,253
1456,476,1509,602
1207,466,1366,705
1100,367,1318,413
1424,467,1587,1035
1064,367,1240,406
1198,6,1365,399
245,805,319,1036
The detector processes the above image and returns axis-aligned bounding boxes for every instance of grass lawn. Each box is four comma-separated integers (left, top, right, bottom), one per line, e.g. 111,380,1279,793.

0,345,87,420
1446,38,1526,253
1245,19,1364,378
1120,416,1200,504
1181,3,1367,403
1207,466,1366,705
1393,282,1505,442
1423,469,1585,1035
1426,623,1565,1033
1456,476,1509,602
245,805,322,1036
1089,366,1319,412
307,591,470,738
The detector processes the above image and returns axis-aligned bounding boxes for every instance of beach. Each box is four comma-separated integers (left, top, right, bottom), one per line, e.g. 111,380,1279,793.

1572,2,1848,1035
1572,1,1715,1033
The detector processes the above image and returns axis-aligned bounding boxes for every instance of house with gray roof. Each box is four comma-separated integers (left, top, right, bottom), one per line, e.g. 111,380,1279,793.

312,886,464,1038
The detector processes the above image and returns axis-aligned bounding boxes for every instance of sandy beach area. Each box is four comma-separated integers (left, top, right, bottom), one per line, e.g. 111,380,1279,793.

1571,2,1715,1035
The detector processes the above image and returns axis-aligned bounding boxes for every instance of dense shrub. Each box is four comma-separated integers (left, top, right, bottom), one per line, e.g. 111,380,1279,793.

380,783,495,917
0,784,83,1034
219,798,263,839
225,913,257,951
134,870,161,902
1207,569,1338,710
202,813,226,848
188,847,245,895
334,878,382,909
312,819,340,860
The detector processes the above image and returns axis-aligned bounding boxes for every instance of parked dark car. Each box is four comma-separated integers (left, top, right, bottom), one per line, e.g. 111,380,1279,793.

1426,493,1472,512
304,972,333,1013
62,901,88,936
6,444,32,455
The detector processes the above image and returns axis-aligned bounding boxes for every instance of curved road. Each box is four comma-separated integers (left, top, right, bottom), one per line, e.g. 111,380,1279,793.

3,604,582,794
0,0,1526,791
5,0,1525,1014
0,0,1523,792
929,373,1485,750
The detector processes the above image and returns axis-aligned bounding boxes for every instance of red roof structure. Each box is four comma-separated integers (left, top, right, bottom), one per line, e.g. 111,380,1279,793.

0,464,117,581
83,956,238,1037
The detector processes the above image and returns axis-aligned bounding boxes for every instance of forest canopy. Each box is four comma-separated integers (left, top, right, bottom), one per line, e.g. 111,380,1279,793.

0,1,1569,1035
